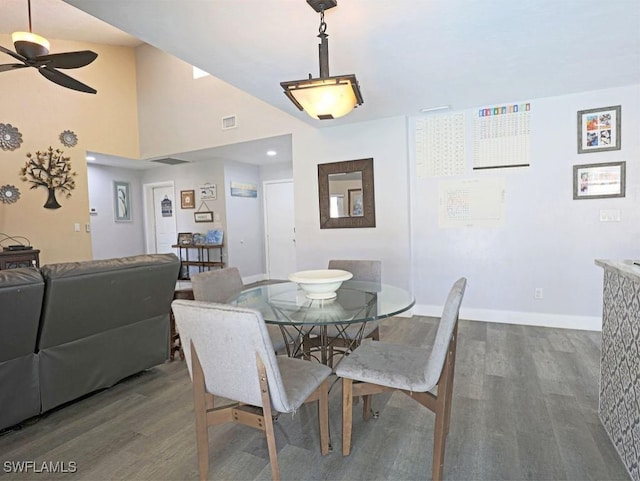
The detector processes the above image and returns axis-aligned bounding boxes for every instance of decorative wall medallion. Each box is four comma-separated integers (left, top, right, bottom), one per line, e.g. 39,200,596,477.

59,130,78,148
0,184,20,204
0,123,23,151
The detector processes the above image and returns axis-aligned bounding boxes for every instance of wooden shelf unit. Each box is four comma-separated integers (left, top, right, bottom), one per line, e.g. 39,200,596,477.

172,244,224,280
0,248,40,270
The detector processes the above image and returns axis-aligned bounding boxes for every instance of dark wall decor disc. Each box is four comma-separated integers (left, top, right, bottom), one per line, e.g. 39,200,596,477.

0,123,23,151
59,130,78,148
0,184,20,204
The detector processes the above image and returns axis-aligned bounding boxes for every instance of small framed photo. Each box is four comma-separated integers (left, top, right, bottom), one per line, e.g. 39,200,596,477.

194,211,214,223
348,189,363,217
113,181,131,222
177,232,193,245
573,161,625,200
181,190,195,209
577,105,621,154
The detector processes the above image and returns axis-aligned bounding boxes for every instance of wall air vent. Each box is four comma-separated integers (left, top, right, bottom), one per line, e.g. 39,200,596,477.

222,115,237,130
150,158,189,165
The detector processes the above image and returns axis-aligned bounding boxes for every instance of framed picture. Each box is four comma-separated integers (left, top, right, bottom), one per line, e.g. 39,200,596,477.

181,190,195,209
348,188,363,217
573,161,626,200
577,105,621,153
194,211,214,223
113,181,131,222
199,183,217,200
177,232,193,245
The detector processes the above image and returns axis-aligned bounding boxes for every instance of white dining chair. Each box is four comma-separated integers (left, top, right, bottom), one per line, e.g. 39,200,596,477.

172,300,331,481
191,267,287,352
336,277,467,481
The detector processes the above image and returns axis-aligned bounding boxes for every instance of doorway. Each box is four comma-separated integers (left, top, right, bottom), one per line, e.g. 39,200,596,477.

143,181,177,254
263,180,296,280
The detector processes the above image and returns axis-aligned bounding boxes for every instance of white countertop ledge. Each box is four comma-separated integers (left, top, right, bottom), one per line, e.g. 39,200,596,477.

595,259,640,279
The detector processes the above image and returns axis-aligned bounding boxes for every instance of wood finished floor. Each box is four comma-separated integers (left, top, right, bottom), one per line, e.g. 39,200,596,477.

0,317,631,481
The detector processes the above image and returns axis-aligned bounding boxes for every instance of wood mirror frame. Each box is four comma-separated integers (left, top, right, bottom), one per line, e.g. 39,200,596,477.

318,158,376,229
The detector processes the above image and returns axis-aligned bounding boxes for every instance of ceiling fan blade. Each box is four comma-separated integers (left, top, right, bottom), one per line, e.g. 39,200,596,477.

0,45,27,63
0,63,27,72
39,66,97,94
36,50,98,69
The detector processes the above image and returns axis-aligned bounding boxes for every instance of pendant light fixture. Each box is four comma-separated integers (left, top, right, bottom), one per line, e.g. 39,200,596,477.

280,0,363,120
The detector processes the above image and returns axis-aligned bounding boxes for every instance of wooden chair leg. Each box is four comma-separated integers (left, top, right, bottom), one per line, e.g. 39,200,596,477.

257,356,280,481
318,380,330,456
190,343,210,481
342,378,353,456
432,345,455,481
362,395,372,421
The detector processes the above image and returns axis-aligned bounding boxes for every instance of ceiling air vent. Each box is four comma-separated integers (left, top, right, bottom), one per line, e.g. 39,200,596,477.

222,115,237,130
150,158,189,165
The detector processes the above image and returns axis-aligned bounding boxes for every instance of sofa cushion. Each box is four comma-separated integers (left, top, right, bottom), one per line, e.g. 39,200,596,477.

0,268,43,362
38,254,180,348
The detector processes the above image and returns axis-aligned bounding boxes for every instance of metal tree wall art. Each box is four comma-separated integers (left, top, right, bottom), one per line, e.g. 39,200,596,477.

20,147,77,209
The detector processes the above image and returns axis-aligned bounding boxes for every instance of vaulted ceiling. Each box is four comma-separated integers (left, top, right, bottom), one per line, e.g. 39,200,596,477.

1,0,638,165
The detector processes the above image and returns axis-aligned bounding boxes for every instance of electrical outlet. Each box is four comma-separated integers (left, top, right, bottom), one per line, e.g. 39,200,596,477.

74,223,80,232
534,288,544,299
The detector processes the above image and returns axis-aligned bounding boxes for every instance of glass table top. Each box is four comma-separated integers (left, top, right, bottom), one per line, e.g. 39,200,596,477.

229,280,415,326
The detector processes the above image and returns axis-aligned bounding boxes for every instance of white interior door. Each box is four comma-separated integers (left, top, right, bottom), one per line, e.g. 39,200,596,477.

151,185,176,253
264,180,296,280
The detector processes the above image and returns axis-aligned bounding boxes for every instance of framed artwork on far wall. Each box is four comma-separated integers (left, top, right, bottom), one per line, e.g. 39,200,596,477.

577,105,621,154
113,181,131,222
573,161,626,200
348,188,363,217
194,211,214,223
177,232,193,245
181,190,195,209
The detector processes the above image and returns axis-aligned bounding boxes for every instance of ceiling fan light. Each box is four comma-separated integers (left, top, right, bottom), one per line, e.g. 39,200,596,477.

12,31,50,57
281,76,362,120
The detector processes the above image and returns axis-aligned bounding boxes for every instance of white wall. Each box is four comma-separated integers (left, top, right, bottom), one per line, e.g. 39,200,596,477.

86,164,146,259
409,85,640,330
293,117,413,290
224,161,265,281
140,160,226,268
260,162,294,183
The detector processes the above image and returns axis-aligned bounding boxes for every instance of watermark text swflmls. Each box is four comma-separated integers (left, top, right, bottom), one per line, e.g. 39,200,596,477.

3,461,78,474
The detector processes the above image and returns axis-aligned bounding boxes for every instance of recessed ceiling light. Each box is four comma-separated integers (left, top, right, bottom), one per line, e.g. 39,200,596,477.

86,155,96,161
267,150,277,156
419,105,451,113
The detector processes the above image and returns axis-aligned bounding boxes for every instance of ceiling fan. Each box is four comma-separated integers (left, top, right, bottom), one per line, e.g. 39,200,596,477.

0,0,98,94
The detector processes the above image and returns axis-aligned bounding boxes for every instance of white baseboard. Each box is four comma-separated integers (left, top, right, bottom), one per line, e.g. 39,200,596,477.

412,303,602,332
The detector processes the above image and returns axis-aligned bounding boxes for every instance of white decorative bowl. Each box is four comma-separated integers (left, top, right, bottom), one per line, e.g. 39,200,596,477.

288,269,353,300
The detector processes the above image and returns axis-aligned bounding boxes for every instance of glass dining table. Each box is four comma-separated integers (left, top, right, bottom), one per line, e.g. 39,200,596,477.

228,280,415,367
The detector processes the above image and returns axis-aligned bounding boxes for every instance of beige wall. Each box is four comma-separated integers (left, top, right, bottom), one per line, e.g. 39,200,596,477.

135,44,310,159
0,36,139,264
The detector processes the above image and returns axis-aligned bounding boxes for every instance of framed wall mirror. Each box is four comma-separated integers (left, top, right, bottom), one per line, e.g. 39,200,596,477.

318,158,376,229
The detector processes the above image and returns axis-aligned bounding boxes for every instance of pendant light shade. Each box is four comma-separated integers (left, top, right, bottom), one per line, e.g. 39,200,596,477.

280,1,363,120
281,74,362,120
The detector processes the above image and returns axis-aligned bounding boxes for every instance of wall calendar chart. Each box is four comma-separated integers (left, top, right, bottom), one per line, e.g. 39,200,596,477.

473,102,531,170
415,112,466,178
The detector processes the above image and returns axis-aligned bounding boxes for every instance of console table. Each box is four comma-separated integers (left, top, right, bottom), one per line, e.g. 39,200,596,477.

172,244,224,280
595,259,639,481
0,249,40,270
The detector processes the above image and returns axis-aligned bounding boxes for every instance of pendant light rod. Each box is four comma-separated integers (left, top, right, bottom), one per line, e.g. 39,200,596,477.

318,8,329,78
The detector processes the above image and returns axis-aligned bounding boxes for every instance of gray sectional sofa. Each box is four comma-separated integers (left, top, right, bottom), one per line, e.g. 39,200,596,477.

0,253,180,431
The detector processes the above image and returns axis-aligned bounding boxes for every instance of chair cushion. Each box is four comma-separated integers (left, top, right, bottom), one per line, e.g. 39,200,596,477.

335,340,435,392
277,356,331,410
